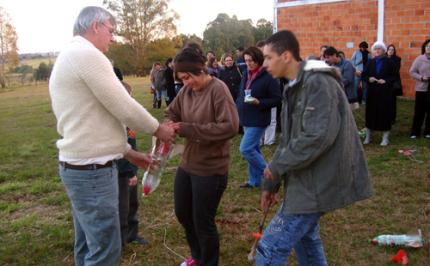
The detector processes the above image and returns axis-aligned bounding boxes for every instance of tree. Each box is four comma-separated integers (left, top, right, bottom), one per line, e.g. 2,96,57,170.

34,62,53,81
202,14,256,57
253,19,273,43
0,7,19,88
104,0,178,75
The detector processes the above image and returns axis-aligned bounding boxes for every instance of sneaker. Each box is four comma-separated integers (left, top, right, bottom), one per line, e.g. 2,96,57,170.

425,135,430,139
380,139,389,146
410,135,417,139
180,258,197,266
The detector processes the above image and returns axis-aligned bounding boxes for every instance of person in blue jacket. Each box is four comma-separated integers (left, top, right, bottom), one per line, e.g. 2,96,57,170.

236,46,282,188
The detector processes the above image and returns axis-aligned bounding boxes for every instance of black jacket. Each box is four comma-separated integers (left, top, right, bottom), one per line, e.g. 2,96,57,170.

236,68,281,127
218,65,242,101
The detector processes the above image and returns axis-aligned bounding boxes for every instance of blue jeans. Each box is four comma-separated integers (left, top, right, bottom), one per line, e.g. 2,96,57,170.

256,209,327,266
60,164,121,266
156,89,169,102
240,127,266,187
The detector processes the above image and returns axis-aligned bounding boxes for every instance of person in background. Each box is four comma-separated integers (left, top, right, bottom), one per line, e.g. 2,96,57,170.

164,58,176,105
236,46,281,188
257,40,278,146
319,45,328,61
361,42,396,146
206,50,216,62
113,68,148,247
166,45,239,266
150,62,161,108
324,46,358,110
207,57,219,77
218,52,242,102
338,50,346,60
236,46,247,74
351,41,371,104
49,6,175,265
258,29,372,266
409,39,430,139
386,44,402,124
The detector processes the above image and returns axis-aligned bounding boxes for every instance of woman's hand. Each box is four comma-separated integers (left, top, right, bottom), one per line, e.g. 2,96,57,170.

377,79,386,84
369,77,377,83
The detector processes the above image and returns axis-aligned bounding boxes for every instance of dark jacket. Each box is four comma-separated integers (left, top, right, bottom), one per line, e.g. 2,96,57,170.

164,66,176,100
218,65,242,101
264,60,372,214
236,68,281,127
362,56,396,131
389,55,402,96
336,58,356,103
117,129,138,178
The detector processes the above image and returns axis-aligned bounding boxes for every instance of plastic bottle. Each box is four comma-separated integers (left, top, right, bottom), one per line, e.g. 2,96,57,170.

371,230,424,248
141,140,172,197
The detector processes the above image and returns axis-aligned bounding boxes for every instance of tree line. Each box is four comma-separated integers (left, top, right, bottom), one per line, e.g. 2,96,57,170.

0,0,273,87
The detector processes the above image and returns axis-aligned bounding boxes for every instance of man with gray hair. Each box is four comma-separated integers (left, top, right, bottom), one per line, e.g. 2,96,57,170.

49,6,175,265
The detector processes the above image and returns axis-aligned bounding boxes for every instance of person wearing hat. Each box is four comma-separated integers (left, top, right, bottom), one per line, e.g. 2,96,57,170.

361,41,396,146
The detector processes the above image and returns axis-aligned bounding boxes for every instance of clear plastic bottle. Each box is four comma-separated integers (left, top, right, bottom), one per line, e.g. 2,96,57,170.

141,140,172,197
371,229,424,248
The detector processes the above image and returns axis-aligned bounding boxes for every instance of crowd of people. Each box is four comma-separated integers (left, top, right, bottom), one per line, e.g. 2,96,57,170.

48,5,428,266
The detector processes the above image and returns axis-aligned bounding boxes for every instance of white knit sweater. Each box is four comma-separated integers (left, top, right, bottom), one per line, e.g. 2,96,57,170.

49,36,159,159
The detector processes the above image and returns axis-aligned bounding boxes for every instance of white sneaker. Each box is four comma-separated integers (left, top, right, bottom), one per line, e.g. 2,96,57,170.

380,139,389,146
410,135,417,139
425,135,430,139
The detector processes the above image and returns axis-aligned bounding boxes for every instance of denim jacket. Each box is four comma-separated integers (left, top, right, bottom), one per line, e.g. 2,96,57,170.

263,60,372,214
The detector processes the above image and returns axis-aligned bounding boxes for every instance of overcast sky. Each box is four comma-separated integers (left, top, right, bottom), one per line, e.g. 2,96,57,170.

0,0,274,53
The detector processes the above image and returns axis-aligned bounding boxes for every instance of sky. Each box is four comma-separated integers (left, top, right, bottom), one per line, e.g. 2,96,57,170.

0,0,274,54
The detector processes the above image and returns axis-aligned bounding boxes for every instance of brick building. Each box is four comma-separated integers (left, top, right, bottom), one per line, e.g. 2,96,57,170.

273,0,430,97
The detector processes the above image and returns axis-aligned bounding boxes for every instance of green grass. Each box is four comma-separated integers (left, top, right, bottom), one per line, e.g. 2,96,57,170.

1,77,429,265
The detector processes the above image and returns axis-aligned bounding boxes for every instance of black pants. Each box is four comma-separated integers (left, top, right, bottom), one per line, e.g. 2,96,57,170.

118,176,140,246
174,167,227,266
410,91,430,136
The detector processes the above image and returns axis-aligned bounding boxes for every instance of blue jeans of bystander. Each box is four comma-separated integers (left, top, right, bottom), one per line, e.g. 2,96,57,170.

256,208,327,266
239,126,267,187
60,164,121,266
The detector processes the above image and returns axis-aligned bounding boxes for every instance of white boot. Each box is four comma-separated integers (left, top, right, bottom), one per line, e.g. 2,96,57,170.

380,131,390,146
363,128,371,144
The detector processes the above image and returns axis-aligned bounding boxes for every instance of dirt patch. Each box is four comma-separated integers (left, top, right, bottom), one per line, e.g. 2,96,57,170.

10,204,66,222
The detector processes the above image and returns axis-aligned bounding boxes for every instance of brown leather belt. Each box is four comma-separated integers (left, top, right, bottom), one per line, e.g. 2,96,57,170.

60,161,114,170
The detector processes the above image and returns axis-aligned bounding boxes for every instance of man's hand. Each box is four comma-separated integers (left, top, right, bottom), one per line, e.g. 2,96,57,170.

154,122,176,143
264,166,275,180
377,79,386,84
124,149,153,169
261,191,277,212
369,77,377,83
128,176,138,186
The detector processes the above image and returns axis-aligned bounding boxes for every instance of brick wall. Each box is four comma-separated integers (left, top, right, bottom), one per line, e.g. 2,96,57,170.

276,0,430,97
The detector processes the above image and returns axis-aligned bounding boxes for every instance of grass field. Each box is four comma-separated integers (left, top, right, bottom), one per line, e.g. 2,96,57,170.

0,77,429,265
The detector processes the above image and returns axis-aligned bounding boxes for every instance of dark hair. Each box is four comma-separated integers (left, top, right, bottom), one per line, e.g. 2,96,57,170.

386,44,397,57
323,46,338,57
184,42,205,58
421,39,430,55
338,50,345,57
256,40,266,48
243,46,264,65
320,45,328,50
359,41,369,49
265,30,301,61
165,57,173,67
236,46,244,52
174,46,208,75
207,50,215,56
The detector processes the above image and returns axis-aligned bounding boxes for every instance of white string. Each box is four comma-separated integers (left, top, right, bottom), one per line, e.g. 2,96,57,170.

163,228,186,260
